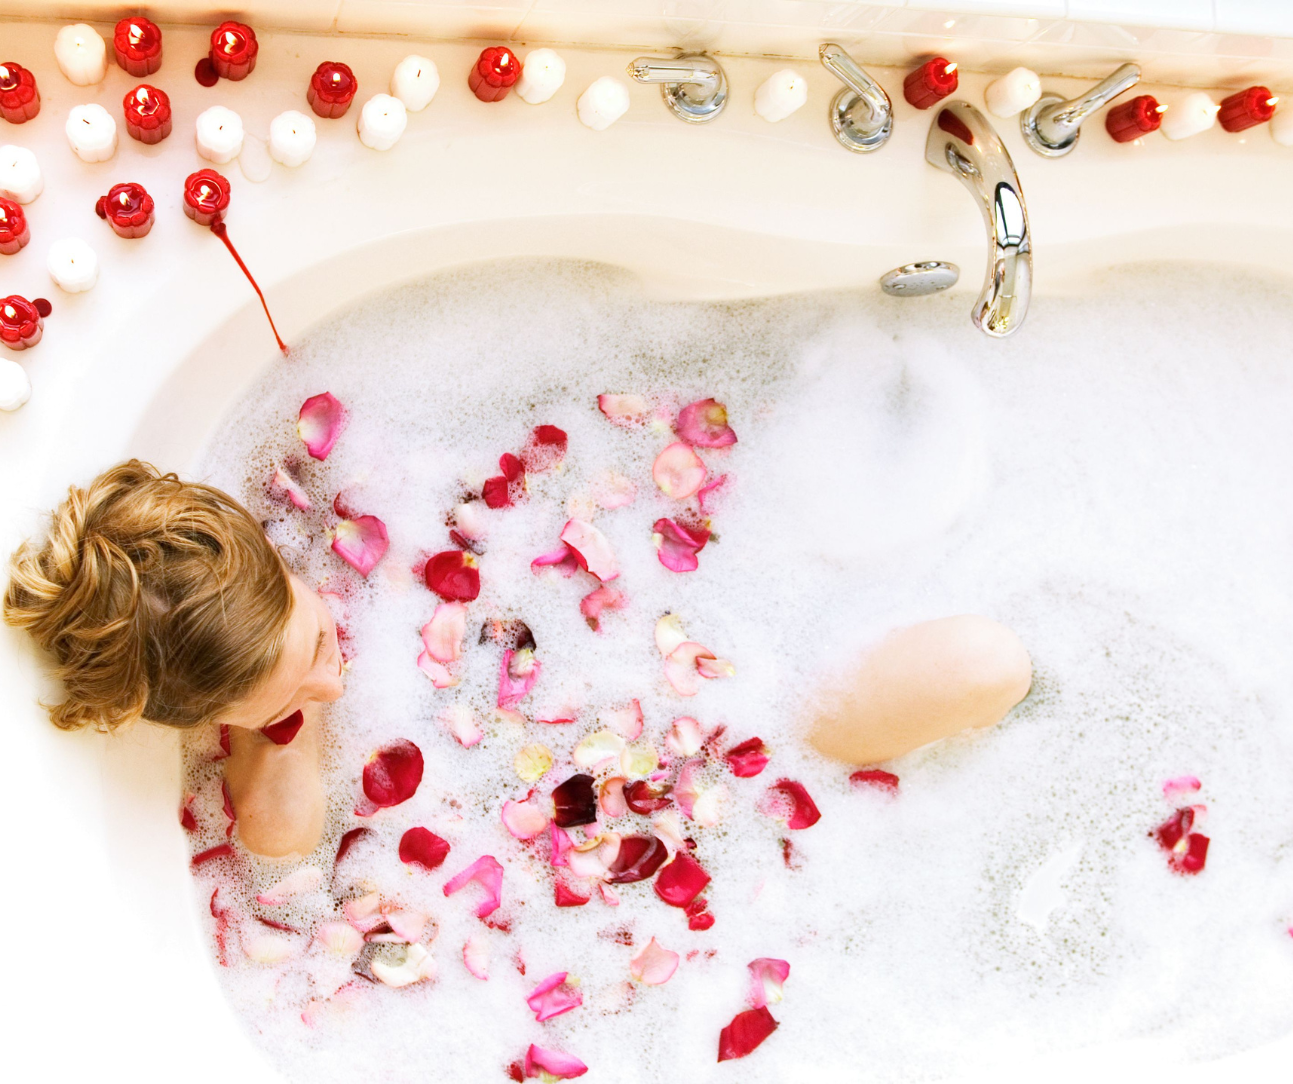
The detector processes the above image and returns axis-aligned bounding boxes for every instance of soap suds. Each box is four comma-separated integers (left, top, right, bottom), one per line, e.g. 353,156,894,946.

183,260,1293,1082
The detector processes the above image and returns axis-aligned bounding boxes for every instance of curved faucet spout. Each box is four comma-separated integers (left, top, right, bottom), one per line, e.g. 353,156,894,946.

925,101,1031,338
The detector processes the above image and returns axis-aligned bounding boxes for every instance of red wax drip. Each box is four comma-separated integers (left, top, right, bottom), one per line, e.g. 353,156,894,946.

194,56,219,86
1105,95,1162,142
1218,85,1276,132
904,57,958,110
209,221,288,355
33,297,51,317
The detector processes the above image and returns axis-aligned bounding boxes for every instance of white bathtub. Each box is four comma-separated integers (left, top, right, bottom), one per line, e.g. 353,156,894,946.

2,19,1292,1084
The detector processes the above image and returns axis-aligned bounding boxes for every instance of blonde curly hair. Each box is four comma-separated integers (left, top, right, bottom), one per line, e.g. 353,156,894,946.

4,460,293,731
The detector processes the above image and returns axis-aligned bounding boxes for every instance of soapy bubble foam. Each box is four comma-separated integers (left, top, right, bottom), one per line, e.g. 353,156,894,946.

184,261,1293,1082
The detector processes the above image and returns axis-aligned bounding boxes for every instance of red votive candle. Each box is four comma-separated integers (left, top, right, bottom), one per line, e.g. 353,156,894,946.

113,17,162,77
307,61,358,118
123,84,172,144
0,197,29,255
1218,85,1277,132
183,168,232,227
469,46,521,102
96,182,155,239
904,57,958,109
209,22,258,81
1105,94,1164,142
0,62,39,124
1,294,42,351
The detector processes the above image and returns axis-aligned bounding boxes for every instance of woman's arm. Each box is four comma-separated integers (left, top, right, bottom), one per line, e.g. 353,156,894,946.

223,703,327,859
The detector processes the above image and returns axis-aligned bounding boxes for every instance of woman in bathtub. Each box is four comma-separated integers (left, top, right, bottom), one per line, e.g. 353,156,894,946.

4,460,1032,858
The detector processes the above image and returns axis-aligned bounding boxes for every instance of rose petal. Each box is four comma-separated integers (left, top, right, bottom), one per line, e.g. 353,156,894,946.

849,768,899,793
260,709,305,746
515,743,554,782
689,911,716,932
573,729,627,770
760,779,821,830
666,717,704,757
552,774,598,828
580,585,626,631
697,473,729,514
191,843,234,869
599,776,628,818
655,853,711,908
692,784,729,827
604,699,644,740
440,704,483,747
269,466,311,510
399,827,451,871
422,602,468,663
417,652,459,688
463,934,491,980
241,928,299,965
598,393,650,425
215,723,231,760
256,866,323,906
619,743,660,778
599,883,621,907
1175,833,1210,875
592,471,637,509
453,500,488,540
631,937,680,986
221,779,236,837
443,855,504,918
664,642,718,696
524,1044,588,1080
523,425,568,472
424,550,480,601
655,614,688,657
298,392,347,460
343,892,384,931
332,515,390,577
726,737,770,778
748,958,790,1008
482,475,512,509
652,810,686,856
359,739,424,814
315,921,364,956
623,780,672,815
696,655,736,680
180,794,198,832
1163,775,1202,803
606,834,668,884
549,823,575,868
385,909,429,942
498,648,541,709
531,544,581,577
527,971,583,1021
718,1006,777,1062
677,398,737,449
371,942,436,988
502,799,550,840
335,826,372,865
560,519,619,582
652,518,710,573
652,441,708,500
555,880,591,907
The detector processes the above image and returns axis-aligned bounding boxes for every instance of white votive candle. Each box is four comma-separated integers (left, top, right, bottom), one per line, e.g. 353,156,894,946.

0,358,32,411
390,55,439,112
54,24,108,86
65,104,117,163
1160,91,1219,140
195,106,245,164
1269,105,1293,146
985,67,1041,118
357,94,407,150
516,48,566,105
47,238,98,293
268,110,317,166
0,144,42,203
754,69,808,123
577,77,631,131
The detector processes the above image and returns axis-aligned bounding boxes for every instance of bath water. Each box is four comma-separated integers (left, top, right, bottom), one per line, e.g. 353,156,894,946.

184,261,1293,1083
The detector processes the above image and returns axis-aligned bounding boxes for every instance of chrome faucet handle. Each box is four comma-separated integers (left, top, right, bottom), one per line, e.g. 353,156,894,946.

1020,63,1140,157
626,53,727,123
926,101,1032,338
819,43,892,152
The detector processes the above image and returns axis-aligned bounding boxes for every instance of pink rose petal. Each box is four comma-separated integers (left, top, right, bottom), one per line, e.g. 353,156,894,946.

531,544,581,577
748,958,790,1008
443,855,504,917
399,827,451,871
593,471,637,509
580,585,626,631
463,934,491,980
1163,775,1202,803
725,737,770,778
424,550,480,601
502,799,550,840
573,729,627,770
560,519,620,582
652,518,711,573
664,642,729,696
760,779,821,830
605,699,644,740
422,602,468,663
598,393,650,425
440,704,483,747
315,921,364,956
417,652,458,689
524,1045,588,1080
697,473,729,513
653,442,707,500
527,971,583,1021
654,614,688,657
718,1006,777,1062
696,654,735,679
677,398,737,449
332,515,389,578
269,466,311,510
549,823,574,868
298,392,347,460
599,776,628,818
599,883,621,907
654,853,711,908
850,769,900,793
630,937,680,986
652,810,686,856
358,739,424,815
256,866,322,906
666,717,705,757
498,648,541,709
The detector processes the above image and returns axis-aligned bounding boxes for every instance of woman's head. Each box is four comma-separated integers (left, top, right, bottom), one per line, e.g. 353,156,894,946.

3,460,343,732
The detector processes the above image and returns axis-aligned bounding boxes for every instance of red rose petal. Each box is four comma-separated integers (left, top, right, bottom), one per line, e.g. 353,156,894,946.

526,971,583,1021
399,827,451,871
606,835,668,884
191,843,234,869
677,398,737,449
262,709,304,745
689,911,715,931
654,853,711,907
425,549,481,601
335,826,372,865
717,1006,777,1062
221,779,236,838
580,585,626,631
652,518,711,573
215,723,231,760
332,514,390,578
555,881,591,907
725,737,770,778
359,739,424,814
523,425,568,472
1176,833,1210,875
761,779,821,830
850,769,900,793
500,452,524,481
624,779,673,815
483,476,511,508
552,773,598,828
179,796,197,832
1154,807,1194,852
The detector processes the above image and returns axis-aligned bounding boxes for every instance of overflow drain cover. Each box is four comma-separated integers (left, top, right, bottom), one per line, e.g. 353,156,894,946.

880,261,959,296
